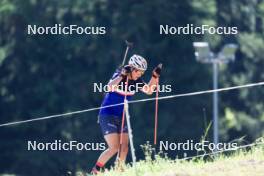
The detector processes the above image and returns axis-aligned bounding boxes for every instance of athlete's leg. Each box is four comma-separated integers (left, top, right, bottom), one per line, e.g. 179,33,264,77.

91,133,119,174
115,133,129,172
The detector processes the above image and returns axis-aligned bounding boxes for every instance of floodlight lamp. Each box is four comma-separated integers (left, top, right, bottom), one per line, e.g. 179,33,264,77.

218,44,238,62
193,42,214,63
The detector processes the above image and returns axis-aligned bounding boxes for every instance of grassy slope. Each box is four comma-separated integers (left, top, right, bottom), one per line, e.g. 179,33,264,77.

96,146,264,176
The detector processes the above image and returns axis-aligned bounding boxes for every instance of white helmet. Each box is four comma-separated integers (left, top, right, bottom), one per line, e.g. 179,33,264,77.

128,54,147,71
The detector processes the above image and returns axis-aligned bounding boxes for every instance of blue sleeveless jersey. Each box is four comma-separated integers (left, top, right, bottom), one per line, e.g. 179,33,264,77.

99,68,145,118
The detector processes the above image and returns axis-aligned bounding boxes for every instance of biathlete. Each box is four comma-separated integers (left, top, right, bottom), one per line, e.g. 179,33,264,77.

91,54,162,174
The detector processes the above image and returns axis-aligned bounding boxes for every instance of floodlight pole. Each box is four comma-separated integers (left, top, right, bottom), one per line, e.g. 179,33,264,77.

212,62,219,146
193,42,238,151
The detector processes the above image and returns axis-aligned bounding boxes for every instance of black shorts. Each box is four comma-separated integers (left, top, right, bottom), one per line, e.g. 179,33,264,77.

99,116,128,136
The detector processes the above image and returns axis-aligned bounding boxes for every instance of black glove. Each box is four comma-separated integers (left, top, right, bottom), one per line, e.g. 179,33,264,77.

120,65,132,78
152,63,162,78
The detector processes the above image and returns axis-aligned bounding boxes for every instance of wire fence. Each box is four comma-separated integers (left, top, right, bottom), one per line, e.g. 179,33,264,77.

0,81,264,127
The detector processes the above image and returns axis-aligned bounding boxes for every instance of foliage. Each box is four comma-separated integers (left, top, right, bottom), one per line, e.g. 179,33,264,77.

0,0,264,175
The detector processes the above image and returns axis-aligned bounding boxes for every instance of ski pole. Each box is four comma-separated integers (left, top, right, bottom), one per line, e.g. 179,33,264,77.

154,78,159,145
122,40,133,66
119,76,129,151
117,40,132,161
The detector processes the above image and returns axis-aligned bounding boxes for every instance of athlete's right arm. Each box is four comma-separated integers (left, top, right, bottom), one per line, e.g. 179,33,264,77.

107,76,123,92
106,66,131,92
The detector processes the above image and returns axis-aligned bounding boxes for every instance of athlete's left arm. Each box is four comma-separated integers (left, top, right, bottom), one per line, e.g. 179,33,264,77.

140,64,162,95
140,77,158,95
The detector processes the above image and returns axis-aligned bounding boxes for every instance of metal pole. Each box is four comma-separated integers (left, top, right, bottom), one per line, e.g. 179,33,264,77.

213,62,219,148
124,99,137,166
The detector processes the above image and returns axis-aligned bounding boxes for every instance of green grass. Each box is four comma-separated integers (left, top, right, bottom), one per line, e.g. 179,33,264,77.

91,143,264,176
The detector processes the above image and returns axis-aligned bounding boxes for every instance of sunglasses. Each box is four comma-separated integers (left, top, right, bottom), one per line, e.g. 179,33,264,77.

133,68,145,75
